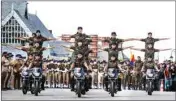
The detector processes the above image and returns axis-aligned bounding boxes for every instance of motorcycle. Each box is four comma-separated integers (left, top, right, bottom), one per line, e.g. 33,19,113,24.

31,67,43,96
73,67,86,98
21,67,31,95
107,68,119,97
145,69,156,95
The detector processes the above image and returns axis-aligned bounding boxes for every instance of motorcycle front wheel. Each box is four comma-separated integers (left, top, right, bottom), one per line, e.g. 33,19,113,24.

110,81,115,97
147,81,152,95
22,80,28,95
34,81,40,96
76,82,81,98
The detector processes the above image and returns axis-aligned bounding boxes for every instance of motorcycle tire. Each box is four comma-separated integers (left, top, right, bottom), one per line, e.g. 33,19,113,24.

110,81,115,97
148,82,152,95
77,82,81,98
34,81,39,96
22,81,27,95
31,89,34,94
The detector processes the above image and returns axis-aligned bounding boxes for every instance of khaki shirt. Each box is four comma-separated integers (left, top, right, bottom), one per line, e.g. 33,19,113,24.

11,60,23,73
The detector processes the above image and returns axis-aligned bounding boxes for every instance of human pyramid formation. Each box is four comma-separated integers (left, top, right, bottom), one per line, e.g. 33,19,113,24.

2,27,171,93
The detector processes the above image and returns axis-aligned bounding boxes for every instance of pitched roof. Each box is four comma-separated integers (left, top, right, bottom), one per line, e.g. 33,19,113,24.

14,10,53,38
1,0,27,21
2,0,53,38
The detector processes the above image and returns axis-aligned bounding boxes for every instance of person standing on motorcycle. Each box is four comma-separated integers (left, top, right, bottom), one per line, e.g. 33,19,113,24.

62,39,92,63
103,53,123,91
15,30,56,47
103,32,136,48
130,44,171,60
132,32,170,49
70,27,91,43
134,56,144,90
69,51,92,91
100,42,133,60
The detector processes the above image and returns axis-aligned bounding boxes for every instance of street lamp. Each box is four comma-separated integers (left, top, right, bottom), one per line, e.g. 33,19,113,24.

170,49,175,61
170,56,173,61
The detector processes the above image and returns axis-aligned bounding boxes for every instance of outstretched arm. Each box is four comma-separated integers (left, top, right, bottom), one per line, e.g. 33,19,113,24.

157,48,172,51
123,38,140,42
126,38,145,41
46,37,57,41
122,46,134,50
158,38,170,41
65,48,74,52
15,37,29,40
45,46,55,50
130,47,143,51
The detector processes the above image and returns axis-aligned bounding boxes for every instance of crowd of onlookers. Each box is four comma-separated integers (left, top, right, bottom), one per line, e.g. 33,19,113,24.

156,60,176,91
1,51,176,91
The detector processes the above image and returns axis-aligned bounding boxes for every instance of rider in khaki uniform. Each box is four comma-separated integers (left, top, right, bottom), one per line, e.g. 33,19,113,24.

142,57,159,73
69,51,92,91
103,53,123,91
29,53,46,90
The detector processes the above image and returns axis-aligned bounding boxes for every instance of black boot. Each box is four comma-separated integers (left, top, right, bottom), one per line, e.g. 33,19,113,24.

104,76,108,91
84,77,89,91
118,78,122,91
41,75,46,90
70,77,75,91
88,77,92,89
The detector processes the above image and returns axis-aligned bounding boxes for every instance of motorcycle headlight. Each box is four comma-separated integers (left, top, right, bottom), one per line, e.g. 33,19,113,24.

147,74,154,77
23,67,28,71
33,72,40,77
109,73,115,77
22,71,28,76
75,73,81,77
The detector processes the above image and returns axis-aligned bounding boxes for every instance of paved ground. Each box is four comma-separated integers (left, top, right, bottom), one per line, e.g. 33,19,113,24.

2,89,176,100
